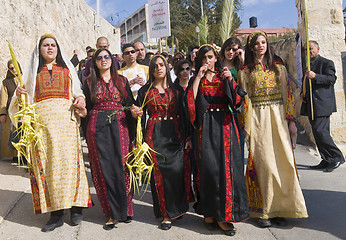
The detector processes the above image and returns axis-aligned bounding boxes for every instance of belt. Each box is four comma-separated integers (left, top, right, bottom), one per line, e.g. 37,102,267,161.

149,115,179,121
205,103,228,112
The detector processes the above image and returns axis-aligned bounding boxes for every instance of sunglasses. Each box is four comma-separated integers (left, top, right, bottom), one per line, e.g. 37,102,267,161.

123,50,136,55
225,46,238,52
9,67,15,70
96,54,111,61
181,66,191,71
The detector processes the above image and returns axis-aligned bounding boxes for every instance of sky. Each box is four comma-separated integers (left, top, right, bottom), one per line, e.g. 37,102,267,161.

85,0,345,29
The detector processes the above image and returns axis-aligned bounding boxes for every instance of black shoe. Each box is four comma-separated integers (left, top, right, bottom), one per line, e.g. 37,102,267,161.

271,217,288,226
258,218,271,228
70,207,83,226
218,222,236,236
310,160,328,170
123,216,132,223
160,222,171,230
103,223,115,230
41,210,64,232
323,161,342,172
204,220,217,231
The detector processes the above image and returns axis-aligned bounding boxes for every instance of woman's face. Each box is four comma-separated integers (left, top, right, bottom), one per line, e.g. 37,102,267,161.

40,38,58,64
153,57,167,80
253,35,267,58
95,50,112,72
190,49,198,62
8,63,17,76
202,50,217,71
224,43,239,61
178,63,191,81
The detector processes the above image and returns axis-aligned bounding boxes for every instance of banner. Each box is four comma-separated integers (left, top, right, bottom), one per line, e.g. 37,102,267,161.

148,0,171,38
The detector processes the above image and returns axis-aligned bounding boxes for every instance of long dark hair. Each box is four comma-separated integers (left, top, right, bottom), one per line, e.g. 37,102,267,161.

147,55,177,98
221,37,242,71
37,36,67,73
244,32,279,76
89,48,127,103
174,59,191,85
195,45,223,75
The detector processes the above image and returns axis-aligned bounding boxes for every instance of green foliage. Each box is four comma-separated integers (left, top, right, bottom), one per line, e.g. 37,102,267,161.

220,0,234,43
267,30,298,43
168,0,242,50
198,15,209,44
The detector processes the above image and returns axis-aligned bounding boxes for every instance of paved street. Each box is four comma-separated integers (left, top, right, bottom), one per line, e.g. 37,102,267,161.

0,143,345,240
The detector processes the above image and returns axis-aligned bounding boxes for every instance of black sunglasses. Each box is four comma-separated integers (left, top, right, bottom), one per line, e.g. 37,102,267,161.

124,50,136,55
225,46,238,52
181,66,191,71
9,67,15,70
96,54,111,61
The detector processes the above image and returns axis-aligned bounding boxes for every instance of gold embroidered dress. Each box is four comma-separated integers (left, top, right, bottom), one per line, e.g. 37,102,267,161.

29,65,92,214
238,63,308,219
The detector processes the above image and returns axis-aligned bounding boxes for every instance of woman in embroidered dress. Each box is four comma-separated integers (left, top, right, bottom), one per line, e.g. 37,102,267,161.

185,44,249,236
83,48,141,230
220,37,244,81
221,37,246,165
13,34,92,232
137,55,193,231
238,31,308,228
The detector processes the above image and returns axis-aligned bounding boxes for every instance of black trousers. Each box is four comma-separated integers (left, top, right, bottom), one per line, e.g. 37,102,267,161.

309,116,345,164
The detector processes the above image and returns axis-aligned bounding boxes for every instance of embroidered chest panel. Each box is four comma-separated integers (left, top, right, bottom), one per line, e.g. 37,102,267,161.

95,79,122,103
248,65,282,103
146,88,177,116
35,65,70,102
200,75,225,98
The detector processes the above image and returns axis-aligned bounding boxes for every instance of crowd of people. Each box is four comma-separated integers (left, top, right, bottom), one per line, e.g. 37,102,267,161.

0,32,344,236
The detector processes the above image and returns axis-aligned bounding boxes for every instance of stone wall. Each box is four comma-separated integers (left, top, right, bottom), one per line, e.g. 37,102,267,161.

0,0,120,80
294,0,346,154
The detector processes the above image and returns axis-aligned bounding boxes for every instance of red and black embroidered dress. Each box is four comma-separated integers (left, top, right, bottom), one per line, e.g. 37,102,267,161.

84,76,135,221
137,85,193,219
185,74,249,222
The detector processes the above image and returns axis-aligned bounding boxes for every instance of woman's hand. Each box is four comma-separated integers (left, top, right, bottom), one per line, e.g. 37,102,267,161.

196,63,208,80
184,140,192,150
130,104,143,118
73,96,86,109
16,84,27,97
288,120,297,136
236,48,245,64
220,67,233,80
75,106,87,118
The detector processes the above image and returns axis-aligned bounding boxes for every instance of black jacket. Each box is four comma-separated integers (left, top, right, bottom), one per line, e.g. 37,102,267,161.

300,55,337,117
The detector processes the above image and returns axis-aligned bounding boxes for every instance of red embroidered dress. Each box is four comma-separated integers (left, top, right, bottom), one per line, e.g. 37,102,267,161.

185,74,249,222
138,86,192,219
84,76,135,221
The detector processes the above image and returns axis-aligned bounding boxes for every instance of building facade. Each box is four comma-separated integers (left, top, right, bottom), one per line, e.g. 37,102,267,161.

118,4,156,49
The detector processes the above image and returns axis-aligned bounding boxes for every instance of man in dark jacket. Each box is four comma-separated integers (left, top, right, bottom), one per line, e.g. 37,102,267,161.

300,40,345,172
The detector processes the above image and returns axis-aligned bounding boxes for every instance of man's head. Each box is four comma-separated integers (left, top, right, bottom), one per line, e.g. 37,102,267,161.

87,48,96,60
134,41,146,62
309,40,319,59
96,37,109,49
122,43,137,66
85,46,92,53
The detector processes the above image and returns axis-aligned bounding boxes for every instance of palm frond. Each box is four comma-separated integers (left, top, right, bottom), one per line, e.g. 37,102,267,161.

198,14,209,44
220,0,234,43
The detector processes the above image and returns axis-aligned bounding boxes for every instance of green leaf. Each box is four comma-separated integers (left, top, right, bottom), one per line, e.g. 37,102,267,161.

220,0,234,43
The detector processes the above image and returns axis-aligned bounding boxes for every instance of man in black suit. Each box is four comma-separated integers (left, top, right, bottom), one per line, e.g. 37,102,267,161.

301,40,345,172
